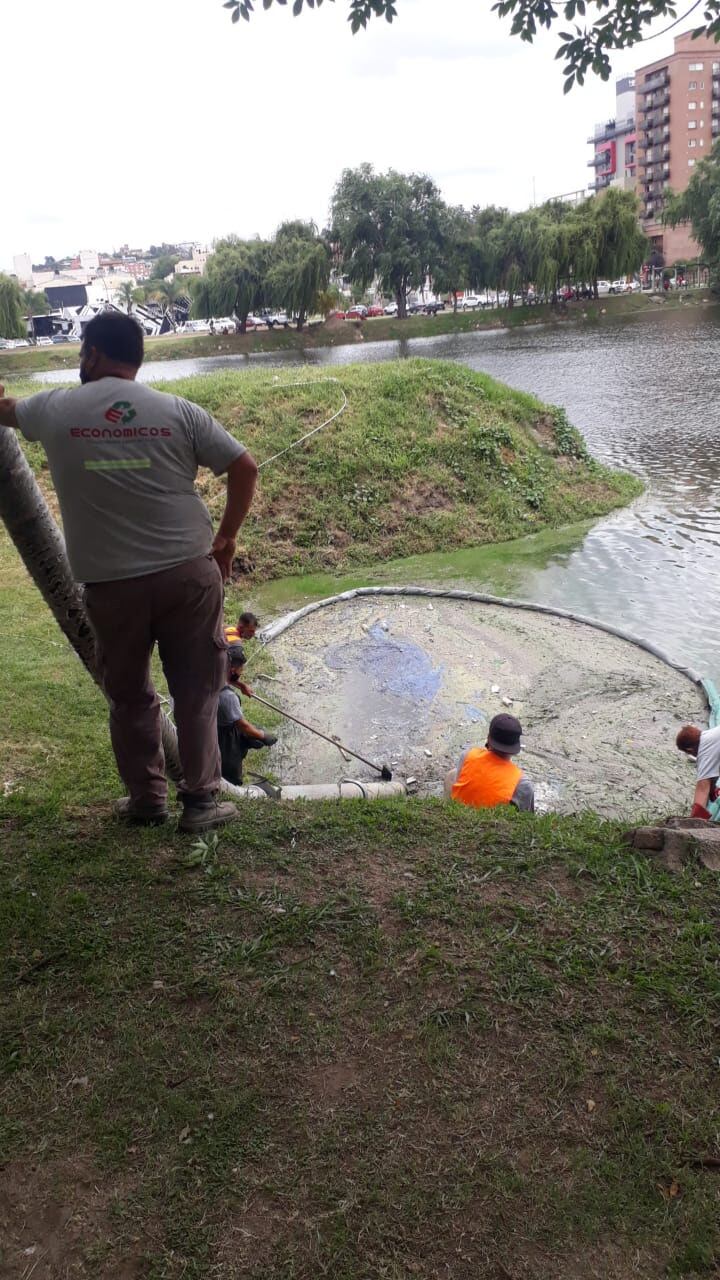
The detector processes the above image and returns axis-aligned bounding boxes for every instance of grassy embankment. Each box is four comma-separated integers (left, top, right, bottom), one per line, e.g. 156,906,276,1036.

0,287,714,378
5,359,715,1277
12,359,642,584
2,543,720,1276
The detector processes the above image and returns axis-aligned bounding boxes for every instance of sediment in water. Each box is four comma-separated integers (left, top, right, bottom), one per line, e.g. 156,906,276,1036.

262,595,705,818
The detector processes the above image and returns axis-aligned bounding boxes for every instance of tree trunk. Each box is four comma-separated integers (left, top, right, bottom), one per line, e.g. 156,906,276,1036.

296,308,306,331
0,430,183,783
453,293,458,313
396,288,407,320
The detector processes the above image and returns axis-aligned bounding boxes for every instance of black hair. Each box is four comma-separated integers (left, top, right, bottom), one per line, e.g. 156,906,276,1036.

83,310,144,367
238,611,259,628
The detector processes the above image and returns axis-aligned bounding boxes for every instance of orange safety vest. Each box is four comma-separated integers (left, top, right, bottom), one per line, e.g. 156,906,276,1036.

451,747,522,809
225,625,241,645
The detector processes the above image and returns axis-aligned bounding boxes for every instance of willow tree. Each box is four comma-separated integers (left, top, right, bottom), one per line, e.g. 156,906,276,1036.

593,186,647,289
0,275,26,339
267,221,331,330
203,237,270,333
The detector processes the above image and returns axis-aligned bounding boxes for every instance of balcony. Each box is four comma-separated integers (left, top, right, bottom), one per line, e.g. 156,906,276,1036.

639,70,670,94
586,114,635,144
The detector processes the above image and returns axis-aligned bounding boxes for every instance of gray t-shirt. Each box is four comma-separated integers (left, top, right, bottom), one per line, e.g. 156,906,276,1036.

696,724,720,781
16,377,245,583
218,685,242,728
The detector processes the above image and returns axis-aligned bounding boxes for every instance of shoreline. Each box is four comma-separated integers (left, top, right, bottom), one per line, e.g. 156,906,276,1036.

1,288,715,378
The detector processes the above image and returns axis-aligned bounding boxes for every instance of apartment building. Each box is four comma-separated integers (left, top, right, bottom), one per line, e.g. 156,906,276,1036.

636,32,720,263
588,76,637,193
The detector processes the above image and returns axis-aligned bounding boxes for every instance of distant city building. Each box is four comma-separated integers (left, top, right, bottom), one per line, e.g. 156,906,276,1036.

13,253,33,287
79,249,100,273
174,245,209,277
587,76,636,194
636,32,720,263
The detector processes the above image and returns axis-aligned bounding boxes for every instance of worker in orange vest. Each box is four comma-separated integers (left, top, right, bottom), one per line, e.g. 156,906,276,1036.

445,713,535,812
224,610,259,646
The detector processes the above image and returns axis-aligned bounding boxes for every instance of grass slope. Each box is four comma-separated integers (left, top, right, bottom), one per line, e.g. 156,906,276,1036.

13,359,640,583
168,360,641,580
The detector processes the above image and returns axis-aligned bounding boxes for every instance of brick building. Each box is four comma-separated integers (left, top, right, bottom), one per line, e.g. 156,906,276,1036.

636,33,720,264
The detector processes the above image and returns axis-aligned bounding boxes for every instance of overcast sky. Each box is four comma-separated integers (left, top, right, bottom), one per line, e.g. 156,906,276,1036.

1,0,691,271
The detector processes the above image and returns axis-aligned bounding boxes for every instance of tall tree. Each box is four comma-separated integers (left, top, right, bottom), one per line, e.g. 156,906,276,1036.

267,221,331,329
0,275,26,339
220,0,720,88
432,206,474,311
204,237,269,332
664,142,720,282
331,164,445,319
592,187,647,292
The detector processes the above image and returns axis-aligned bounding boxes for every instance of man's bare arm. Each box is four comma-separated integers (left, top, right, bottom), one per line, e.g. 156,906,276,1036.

0,385,18,430
212,451,258,581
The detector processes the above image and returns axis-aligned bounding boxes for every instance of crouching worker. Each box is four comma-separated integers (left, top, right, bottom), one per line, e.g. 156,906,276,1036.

675,722,720,819
445,713,535,812
218,644,278,785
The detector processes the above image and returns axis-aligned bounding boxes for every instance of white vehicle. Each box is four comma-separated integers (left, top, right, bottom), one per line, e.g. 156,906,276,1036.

460,294,482,310
36,335,54,346
596,279,612,296
266,312,290,328
384,301,398,315
609,278,631,294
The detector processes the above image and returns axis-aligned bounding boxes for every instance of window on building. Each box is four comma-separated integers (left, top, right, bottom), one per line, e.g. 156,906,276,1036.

713,61,719,70
688,120,698,129
689,62,704,70
689,158,696,166
700,138,705,146
689,138,697,147
688,101,697,109
689,80,697,89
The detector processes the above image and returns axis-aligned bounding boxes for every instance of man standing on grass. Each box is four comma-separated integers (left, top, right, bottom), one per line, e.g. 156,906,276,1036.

0,311,258,833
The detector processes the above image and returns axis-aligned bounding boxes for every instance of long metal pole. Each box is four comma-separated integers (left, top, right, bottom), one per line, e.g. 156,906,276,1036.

249,691,392,780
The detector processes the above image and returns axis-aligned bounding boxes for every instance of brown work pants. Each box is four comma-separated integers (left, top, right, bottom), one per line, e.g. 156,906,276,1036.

84,554,228,806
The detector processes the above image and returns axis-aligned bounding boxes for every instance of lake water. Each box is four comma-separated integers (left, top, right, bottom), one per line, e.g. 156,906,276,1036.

34,305,720,678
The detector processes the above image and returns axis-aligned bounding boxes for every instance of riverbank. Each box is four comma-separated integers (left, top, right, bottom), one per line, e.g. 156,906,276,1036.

15,359,639,583
0,288,713,378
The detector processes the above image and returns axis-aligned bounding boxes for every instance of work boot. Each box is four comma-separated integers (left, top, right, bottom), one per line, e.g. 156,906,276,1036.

115,797,169,826
179,794,238,834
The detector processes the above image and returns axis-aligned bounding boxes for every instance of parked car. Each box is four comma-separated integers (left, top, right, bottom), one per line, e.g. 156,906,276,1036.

596,279,612,296
346,305,368,320
326,309,346,320
421,301,445,315
51,334,71,343
367,305,384,317
609,278,631,294
36,336,54,346
383,301,398,316
265,312,291,328
460,295,482,310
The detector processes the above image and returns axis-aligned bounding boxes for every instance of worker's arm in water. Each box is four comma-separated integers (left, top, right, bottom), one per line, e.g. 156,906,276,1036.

691,776,712,819
212,451,258,580
0,386,19,430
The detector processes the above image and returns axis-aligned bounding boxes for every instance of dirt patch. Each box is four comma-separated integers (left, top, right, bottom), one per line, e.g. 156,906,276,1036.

0,1157,137,1279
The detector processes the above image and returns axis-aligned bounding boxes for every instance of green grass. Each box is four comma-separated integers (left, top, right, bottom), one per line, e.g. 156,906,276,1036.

11,359,642,583
2,526,720,1277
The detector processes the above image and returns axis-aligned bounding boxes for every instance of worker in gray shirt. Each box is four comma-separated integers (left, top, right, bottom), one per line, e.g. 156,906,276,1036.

676,722,720,819
0,311,257,833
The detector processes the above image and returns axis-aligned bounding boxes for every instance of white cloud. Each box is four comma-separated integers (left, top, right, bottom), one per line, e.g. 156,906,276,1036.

0,0,693,271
